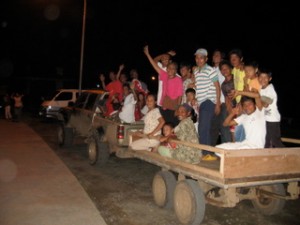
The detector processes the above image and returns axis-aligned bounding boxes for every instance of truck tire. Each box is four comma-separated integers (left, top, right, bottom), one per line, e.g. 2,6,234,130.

251,184,286,215
152,171,176,209
88,133,109,165
57,124,73,147
174,179,205,225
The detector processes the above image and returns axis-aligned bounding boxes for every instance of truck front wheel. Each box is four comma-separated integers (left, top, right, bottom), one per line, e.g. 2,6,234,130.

57,124,73,147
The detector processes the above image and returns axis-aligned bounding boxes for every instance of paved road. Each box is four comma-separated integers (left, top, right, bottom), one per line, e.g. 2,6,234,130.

0,118,107,225
26,116,300,225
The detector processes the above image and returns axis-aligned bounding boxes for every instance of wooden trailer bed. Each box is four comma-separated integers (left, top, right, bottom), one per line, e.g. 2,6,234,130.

126,137,300,224
130,139,300,188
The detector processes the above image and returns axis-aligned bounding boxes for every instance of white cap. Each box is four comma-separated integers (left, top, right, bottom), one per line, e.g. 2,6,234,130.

194,48,208,57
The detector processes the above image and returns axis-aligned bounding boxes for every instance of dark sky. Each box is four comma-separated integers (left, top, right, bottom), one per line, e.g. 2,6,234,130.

1,0,299,117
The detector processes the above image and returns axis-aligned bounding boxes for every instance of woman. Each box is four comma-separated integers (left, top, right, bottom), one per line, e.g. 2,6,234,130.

160,103,201,164
130,93,165,151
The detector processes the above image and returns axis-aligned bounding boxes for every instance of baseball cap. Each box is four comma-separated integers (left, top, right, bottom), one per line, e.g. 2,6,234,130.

194,48,208,57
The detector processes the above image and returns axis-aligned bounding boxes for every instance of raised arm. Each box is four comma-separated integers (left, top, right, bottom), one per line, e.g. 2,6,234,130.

129,82,137,101
116,64,125,81
143,45,162,74
223,106,239,127
153,50,176,63
234,90,263,110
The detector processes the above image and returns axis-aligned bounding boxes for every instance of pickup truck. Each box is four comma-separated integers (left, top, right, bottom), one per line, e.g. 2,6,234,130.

57,89,144,165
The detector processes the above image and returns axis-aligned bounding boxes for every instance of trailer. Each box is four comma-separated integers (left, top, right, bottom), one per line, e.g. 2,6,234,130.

127,137,300,225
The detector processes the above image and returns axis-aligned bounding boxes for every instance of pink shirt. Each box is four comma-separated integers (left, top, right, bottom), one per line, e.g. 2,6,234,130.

159,69,183,105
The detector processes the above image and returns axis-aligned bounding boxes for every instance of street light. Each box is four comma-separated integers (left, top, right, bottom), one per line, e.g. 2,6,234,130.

78,0,86,95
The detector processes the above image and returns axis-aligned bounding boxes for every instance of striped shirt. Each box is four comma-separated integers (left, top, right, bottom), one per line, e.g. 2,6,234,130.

194,64,218,105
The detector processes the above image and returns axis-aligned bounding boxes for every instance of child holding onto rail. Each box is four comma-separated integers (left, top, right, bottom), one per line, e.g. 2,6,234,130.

151,122,177,156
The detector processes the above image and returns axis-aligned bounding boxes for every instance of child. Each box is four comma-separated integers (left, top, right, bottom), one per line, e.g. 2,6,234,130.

243,61,261,92
119,83,137,123
258,68,285,148
185,88,199,130
155,122,177,157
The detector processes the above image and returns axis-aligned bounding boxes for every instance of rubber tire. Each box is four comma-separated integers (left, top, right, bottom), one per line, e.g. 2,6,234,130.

174,179,205,225
87,134,109,165
152,171,177,209
251,184,286,215
57,124,73,147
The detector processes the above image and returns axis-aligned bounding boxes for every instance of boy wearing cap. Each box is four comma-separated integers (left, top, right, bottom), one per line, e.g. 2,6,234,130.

193,48,221,161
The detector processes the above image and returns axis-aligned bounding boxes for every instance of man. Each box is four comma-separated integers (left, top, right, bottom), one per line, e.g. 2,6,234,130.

193,48,221,161
215,90,266,151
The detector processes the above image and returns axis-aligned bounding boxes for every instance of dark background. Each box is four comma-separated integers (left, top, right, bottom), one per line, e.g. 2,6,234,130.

0,0,299,118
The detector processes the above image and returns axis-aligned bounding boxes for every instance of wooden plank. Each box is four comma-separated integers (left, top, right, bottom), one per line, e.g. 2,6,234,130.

281,137,300,144
169,139,225,154
223,147,300,157
223,153,300,179
223,175,300,188
132,150,223,182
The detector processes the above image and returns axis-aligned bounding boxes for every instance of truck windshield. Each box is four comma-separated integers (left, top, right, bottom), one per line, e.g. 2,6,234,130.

43,90,60,100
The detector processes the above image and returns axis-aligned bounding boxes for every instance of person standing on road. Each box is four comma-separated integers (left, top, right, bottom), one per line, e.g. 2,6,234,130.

12,92,24,122
3,93,12,120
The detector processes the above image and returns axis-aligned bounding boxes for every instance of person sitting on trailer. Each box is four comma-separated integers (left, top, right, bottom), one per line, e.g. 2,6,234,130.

215,90,266,152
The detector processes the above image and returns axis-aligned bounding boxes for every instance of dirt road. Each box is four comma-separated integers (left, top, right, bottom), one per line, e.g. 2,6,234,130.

26,117,300,225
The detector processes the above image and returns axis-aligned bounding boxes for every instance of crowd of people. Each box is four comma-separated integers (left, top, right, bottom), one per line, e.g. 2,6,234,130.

97,45,285,163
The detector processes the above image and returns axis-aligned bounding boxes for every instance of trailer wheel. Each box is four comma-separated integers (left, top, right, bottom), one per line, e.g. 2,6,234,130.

152,171,176,209
57,124,73,147
174,179,205,225
251,184,286,215
87,134,109,165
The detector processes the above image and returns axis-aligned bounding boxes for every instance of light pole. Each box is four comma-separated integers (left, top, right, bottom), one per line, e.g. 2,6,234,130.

78,0,86,95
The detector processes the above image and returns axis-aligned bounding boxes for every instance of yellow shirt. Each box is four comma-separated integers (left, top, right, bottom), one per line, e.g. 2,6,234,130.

232,68,245,103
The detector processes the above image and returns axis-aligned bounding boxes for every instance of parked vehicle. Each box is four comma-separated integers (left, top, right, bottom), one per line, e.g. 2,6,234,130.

57,89,144,165
39,89,82,120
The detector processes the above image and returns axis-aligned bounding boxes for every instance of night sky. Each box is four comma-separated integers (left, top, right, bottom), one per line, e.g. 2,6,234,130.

1,0,299,117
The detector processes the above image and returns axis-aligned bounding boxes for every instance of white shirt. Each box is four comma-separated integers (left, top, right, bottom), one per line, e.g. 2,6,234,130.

259,84,281,122
235,107,266,148
216,107,266,151
119,93,136,123
143,108,162,136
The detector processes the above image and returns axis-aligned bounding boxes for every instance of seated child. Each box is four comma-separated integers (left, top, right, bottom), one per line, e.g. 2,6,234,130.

185,88,199,131
154,123,177,157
